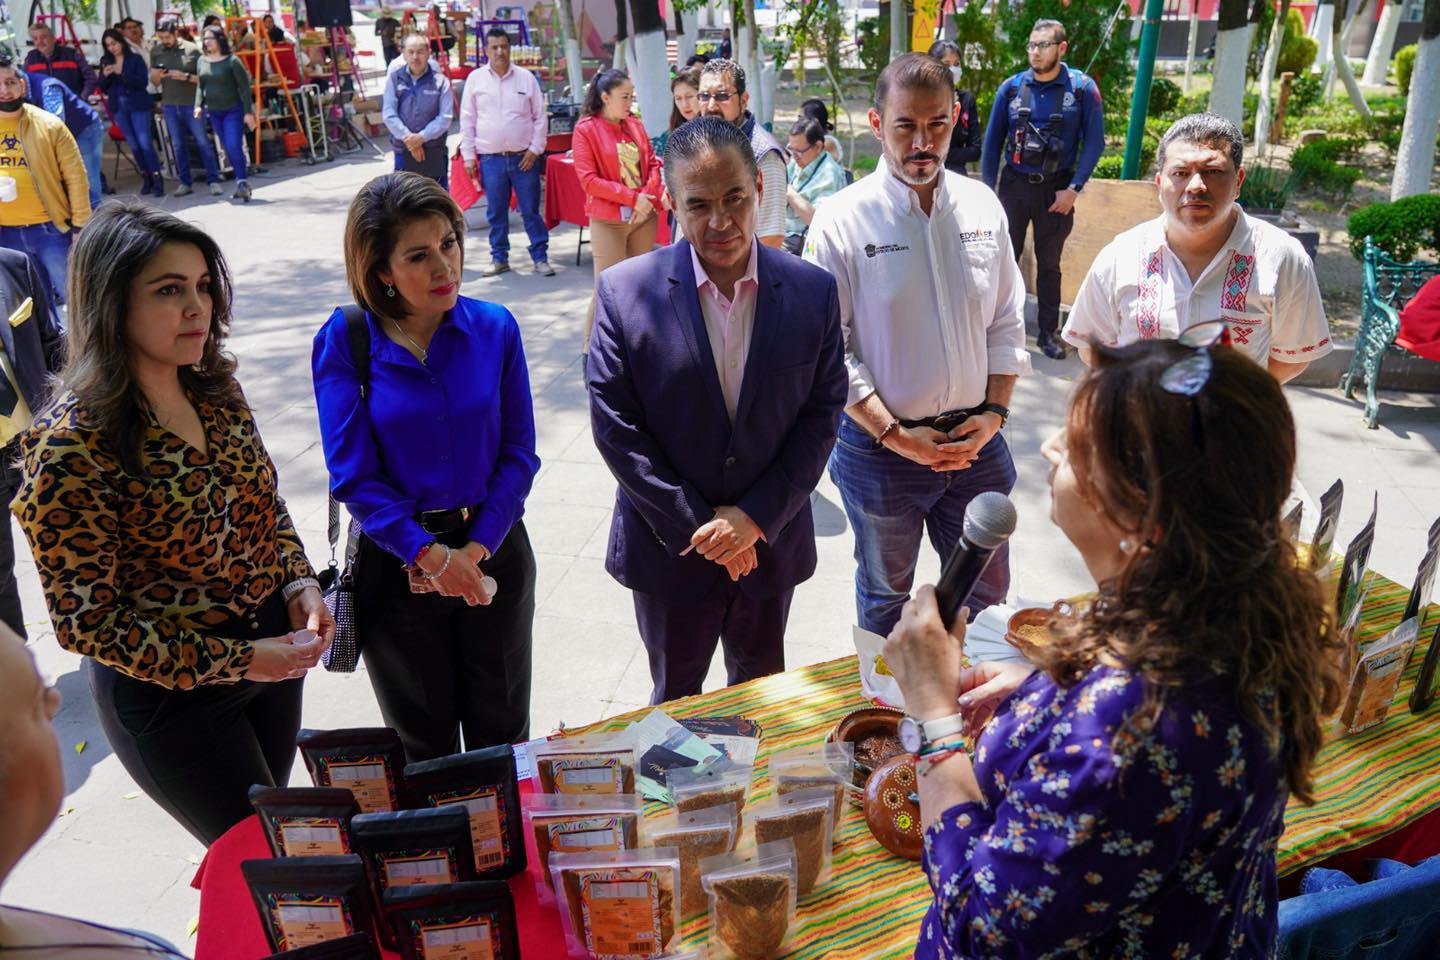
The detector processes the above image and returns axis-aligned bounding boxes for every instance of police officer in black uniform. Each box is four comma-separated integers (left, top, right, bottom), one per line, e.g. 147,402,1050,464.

980,19,1104,360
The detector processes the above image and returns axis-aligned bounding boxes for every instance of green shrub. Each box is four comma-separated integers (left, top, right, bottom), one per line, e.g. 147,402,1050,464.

1288,137,1363,199
1091,154,1124,180
1396,44,1417,94
1277,35,1318,77
1149,76,1181,117
1346,196,1440,261
1174,90,1209,117
1238,164,1294,212
1287,73,1323,115
855,16,887,75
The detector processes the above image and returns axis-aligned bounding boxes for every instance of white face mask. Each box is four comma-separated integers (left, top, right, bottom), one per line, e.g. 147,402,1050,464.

949,65,963,84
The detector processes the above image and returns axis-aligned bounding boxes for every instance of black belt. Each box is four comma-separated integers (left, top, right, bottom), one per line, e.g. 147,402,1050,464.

900,404,986,433
481,150,528,158
417,505,480,535
1005,166,1073,185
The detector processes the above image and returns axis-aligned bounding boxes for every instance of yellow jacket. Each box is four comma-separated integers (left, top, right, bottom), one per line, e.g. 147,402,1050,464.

15,104,91,233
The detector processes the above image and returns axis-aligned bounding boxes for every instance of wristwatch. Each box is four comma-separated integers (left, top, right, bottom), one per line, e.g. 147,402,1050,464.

898,712,967,754
977,401,1010,427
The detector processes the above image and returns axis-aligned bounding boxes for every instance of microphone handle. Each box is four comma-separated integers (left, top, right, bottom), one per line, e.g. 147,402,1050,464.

934,535,998,629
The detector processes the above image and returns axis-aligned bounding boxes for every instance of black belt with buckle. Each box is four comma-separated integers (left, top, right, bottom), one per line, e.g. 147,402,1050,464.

417,505,479,535
900,405,982,433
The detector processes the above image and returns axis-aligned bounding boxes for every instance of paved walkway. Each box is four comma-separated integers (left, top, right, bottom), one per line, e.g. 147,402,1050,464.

7,147,1438,949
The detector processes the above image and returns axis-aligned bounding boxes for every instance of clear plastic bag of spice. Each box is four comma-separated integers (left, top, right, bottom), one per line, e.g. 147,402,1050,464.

533,732,638,796
521,793,644,901
666,762,752,822
747,788,834,895
646,805,738,916
549,847,682,960
768,742,854,840
699,839,798,960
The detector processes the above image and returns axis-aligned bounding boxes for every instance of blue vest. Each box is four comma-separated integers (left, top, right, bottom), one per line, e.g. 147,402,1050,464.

389,65,447,151
1000,66,1092,176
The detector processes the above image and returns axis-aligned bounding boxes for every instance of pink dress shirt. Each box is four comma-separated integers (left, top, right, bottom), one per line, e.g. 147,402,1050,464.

458,62,547,160
692,240,759,422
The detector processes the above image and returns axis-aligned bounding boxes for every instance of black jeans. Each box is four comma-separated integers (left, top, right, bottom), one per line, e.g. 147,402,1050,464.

355,520,536,763
0,443,27,638
87,590,303,846
997,167,1076,338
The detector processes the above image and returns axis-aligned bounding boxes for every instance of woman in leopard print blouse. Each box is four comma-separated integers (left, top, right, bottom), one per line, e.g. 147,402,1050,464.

13,201,335,845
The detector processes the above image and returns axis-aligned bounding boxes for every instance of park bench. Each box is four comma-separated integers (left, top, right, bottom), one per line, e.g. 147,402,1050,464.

1339,237,1440,429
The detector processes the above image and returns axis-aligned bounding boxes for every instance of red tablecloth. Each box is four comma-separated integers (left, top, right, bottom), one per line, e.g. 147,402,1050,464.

191,779,567,959
543,156,671,244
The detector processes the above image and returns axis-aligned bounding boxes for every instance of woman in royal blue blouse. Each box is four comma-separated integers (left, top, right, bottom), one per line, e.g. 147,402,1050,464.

313,173,540,761
883,333,1344,958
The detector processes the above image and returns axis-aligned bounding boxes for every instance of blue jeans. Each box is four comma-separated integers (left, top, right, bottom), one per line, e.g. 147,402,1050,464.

115,108,160,175
829,416,1017,637
393,149,448,190
74,122,104,209
0,223,72,304
207,106,248,182
478,153,548,264
163,104,220,186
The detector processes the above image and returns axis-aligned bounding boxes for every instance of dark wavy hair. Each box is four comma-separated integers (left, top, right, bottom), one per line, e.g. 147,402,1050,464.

59,200,244,477
98,28,129,62
582,68,631,119
343,172,466,326
201,26,232,56
669,66,701,131
1037,339,1343,805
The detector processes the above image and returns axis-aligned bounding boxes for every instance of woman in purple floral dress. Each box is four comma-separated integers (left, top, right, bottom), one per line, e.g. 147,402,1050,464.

883,334,1344,959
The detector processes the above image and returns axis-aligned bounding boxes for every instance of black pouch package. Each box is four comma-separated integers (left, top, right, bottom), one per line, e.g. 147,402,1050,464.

382,881,520,960
1309,479,1345,572
298,728,407,814
403,745,526,879
242,855,375,955
1335,493,1378,624
251,785,362,859
351,807,477,949
261,932,380,959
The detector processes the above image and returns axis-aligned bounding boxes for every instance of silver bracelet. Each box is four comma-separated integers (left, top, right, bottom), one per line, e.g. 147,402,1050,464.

423,544,453,580
282,577,321,602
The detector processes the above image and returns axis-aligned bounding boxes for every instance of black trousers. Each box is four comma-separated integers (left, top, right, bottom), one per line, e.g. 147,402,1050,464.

632,579,792,705
355,520,536,763
996,167,1076,338
87,590,303,846
0,444,27,639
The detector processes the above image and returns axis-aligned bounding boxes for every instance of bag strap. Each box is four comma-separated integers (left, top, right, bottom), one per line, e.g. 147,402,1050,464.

327,306,371,564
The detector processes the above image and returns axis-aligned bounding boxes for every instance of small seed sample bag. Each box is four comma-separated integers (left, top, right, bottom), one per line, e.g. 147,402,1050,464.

699,840,798,960
242,855,376,955
533,733,638,795
748,788,834,895
522,793,644,896
646,805,738,915
298,728,407,814
261,932,380,959
251,786,362,859
768,743,854,839
549,847,682,959
381,880,520,960
666,763,752,821
351,807,477,948
403,745,526,879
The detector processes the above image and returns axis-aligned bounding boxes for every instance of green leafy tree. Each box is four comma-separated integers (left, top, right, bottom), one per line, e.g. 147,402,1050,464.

995,0,1135,113
951,0,1008,122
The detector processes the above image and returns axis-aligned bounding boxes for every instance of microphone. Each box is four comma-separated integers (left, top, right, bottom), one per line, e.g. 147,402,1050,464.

933,491,1018,628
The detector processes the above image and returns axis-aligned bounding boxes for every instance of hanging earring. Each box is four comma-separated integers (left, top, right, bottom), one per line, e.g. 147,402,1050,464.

386,284,396,298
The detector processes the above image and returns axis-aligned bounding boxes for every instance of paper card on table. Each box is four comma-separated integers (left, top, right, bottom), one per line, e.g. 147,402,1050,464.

854,626,904,709
677,717,760,767
626,710,721,801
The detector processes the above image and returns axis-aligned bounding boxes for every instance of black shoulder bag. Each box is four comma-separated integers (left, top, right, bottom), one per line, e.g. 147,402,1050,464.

319,305,370,673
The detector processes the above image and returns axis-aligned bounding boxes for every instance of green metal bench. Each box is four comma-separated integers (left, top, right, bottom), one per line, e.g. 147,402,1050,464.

1339,237,1440,429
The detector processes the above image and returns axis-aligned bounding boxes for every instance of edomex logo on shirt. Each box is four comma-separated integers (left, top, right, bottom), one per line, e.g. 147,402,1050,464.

864,242,911,258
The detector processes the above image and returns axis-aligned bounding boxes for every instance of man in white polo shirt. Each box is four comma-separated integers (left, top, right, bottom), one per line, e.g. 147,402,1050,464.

1063,113,1331,382
805,53,1030,638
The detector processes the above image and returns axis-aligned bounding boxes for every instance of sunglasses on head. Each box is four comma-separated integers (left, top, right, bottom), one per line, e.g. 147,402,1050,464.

1158,320,1231,396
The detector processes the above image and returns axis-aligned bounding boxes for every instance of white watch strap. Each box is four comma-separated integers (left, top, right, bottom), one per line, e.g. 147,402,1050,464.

919,713,966,743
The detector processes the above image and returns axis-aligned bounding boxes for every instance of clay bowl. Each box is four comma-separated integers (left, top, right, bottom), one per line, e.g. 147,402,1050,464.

863,754,923,861
1006,601,1074,659
829,706,907,788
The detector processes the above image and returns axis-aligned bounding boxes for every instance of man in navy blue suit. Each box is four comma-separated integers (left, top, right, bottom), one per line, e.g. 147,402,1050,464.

588,116,848,704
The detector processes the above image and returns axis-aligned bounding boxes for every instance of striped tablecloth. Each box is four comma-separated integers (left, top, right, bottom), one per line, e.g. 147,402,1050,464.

566,571,1438,959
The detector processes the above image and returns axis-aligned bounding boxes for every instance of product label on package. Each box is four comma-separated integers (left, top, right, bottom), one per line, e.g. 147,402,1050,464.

325,756,395,812
552,757,622,795
581,873,661,957
418,916,495,960
382,850,458,887
435,786,507,871
272,897,350,950
549,817,624,853
278,817,347,856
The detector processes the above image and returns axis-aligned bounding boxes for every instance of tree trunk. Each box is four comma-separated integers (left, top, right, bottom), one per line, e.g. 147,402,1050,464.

1391,0,1440,199
613,0,629,68
889,0,907,62
1312,0,1335,73
1255,0,1293,158
1332,5,1375,113
1324,0,1364,94
1210,0,1252,128
676,3,697,65
1362,0,1403,85
741,0,761,120
557,0,586,102
629,0,669,138
1184,0,1200,91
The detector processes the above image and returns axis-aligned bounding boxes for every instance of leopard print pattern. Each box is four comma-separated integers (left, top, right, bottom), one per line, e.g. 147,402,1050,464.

14,392,314,690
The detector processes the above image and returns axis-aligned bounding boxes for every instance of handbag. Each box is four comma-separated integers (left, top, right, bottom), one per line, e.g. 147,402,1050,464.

319,304,370,673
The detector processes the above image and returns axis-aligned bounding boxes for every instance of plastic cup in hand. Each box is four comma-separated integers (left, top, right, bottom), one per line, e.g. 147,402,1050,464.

0,176,16,203
293,629,318,645
480,576,498,601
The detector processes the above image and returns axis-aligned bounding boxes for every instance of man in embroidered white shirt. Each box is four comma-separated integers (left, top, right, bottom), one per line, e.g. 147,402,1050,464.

804,54,1031,638
1063,113,1331,383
